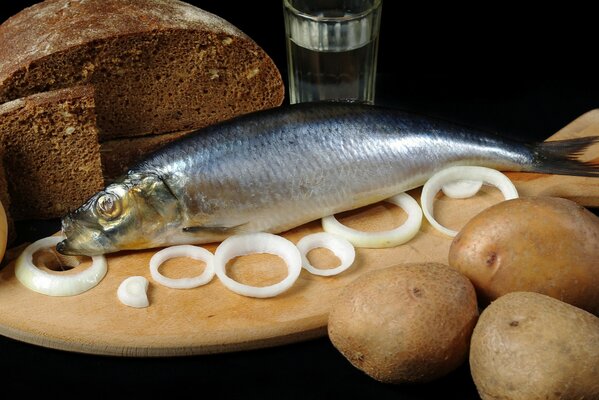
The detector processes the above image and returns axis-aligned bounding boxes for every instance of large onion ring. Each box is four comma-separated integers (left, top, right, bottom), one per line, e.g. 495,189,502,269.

214,233,301,298
321,193,422,248
421,166,518,237
296,232,355,276
117,276,149,308
15,236,107,296
149,245,215,289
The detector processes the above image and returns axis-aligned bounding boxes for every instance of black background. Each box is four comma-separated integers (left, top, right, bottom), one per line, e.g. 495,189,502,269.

1,1,598,398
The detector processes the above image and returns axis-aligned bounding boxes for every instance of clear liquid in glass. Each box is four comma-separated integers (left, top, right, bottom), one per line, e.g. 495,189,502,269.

284,4,381,104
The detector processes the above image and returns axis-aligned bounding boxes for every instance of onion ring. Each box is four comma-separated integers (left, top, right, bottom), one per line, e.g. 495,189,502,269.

321,193,422,248
296,232,355,276
214,233,301,298
15,235,107,296
442,179,483,199
117,276,149,308
421,166,518,237
149,245,215,289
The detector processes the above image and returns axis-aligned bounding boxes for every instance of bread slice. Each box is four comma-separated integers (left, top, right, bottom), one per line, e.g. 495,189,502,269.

0,0,284,141
0,86,104,220
101,130,192,182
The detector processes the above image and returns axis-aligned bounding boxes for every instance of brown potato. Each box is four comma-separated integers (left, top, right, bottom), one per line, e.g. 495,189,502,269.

449,196,599,315
470,292,599,400
327,263,478,384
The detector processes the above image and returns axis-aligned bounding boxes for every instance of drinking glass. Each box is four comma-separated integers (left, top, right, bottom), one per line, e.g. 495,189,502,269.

283,0,383,104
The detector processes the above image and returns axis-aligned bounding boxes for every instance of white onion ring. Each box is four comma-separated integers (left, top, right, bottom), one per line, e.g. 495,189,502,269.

15,236,107,296
214,233,301,298
421,166,519,237
321,193,422,248
442,179,483,198
117,276,149,308
296,232,355,276
149,245,215,289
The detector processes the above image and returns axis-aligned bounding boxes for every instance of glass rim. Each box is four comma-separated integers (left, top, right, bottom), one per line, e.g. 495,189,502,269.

283,0,382,23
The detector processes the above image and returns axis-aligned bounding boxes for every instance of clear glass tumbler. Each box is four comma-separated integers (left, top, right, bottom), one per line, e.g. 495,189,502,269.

283,0,382,104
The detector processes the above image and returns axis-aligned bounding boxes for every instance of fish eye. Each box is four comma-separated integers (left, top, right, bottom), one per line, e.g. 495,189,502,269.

96,193,121,220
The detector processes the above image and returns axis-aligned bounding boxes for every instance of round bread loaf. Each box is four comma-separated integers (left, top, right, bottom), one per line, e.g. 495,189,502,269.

0,0,284,140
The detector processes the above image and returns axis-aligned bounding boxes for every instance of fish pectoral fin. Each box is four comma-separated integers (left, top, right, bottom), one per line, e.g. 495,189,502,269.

182,223,247,235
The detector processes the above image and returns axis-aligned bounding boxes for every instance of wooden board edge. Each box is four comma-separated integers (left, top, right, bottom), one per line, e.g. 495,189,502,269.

0,317,328,357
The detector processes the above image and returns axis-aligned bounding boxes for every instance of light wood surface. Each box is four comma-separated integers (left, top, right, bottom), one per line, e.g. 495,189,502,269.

1,110,599,356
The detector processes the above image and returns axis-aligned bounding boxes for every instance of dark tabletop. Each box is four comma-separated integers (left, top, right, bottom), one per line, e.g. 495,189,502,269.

1,1,597,398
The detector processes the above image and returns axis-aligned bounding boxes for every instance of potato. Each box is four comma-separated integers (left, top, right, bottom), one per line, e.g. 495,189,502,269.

327,263,478,383
449,196,599,315
470,291,599,400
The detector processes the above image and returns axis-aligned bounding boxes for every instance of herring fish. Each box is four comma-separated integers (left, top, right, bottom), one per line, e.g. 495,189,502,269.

57,102,599,256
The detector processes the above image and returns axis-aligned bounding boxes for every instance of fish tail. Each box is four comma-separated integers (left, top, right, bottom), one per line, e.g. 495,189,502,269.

530,136,599,177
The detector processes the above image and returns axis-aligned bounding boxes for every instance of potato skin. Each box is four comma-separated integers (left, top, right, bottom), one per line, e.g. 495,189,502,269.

470,292,599,400
327,263,478,384
449,196,599,315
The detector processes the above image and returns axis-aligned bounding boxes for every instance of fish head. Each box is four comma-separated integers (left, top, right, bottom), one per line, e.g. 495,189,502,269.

57,173,181,256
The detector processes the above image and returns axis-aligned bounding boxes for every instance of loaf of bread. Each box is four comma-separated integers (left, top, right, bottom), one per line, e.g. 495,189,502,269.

0,0,284,141
0,86,104,220
101,130,192,181
0,0,285,222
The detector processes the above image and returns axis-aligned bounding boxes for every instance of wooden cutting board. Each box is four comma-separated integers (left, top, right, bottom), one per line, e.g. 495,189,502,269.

1,110,599,357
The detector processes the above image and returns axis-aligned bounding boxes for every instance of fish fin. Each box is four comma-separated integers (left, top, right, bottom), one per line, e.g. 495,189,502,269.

182,223,247,235
531,136,599,177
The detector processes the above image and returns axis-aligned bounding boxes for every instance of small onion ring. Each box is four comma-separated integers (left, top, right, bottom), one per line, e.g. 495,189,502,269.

15,236,107,296
421,166,519,237
321,193,422,248
296,232,355,276
149,245,215,289
214,233,301,298
441,179,483,199
117,276,149,308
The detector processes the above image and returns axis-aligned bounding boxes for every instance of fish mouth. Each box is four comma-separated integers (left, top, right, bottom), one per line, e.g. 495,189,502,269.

56,239,76,256
58,213,112,256
56,237,112,256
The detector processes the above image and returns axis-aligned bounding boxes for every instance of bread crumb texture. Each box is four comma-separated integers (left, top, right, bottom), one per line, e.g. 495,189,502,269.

0,0,284,140
0,86,104,219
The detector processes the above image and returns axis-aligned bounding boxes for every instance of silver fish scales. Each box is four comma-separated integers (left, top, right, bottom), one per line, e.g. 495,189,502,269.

58,102,599,255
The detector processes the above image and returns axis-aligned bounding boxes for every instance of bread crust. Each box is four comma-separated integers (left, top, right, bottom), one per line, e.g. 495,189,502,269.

0,0,244,82
0,0,284,139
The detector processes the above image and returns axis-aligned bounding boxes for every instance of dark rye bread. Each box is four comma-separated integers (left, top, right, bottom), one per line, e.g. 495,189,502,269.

101,129,192,181
0,0,284,140
0,86,104,220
